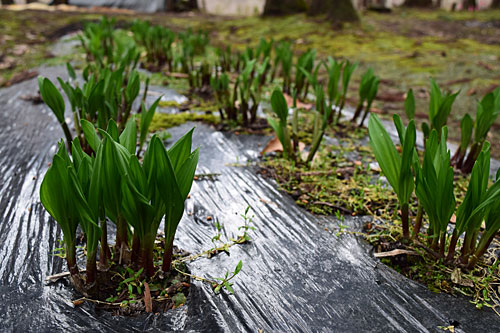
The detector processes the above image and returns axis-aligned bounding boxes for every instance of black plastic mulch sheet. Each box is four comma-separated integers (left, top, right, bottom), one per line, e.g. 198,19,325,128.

1,66,500,332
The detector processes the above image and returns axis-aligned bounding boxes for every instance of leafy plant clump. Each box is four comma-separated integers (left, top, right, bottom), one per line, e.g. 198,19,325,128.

454,87,500,173
41,119,199,311
367,108,500,310
403,80,500,175
38,64,158,154
369,111,500,266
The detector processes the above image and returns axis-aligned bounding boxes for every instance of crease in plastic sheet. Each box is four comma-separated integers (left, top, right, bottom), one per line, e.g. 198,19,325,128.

1,66,500,332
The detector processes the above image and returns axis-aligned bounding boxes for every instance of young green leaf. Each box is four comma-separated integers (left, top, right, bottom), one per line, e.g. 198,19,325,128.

38,77,66,123
81,119,101,152
404,89,415,121
139,97,161,151
270,88,288,124
120,117,138,155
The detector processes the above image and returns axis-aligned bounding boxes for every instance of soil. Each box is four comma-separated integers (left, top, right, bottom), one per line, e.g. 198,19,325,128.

259,122,401,216
68,245,191,316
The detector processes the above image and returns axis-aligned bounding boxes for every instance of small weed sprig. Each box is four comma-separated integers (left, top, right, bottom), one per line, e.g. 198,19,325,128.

209,219,231,257
334,211,348,237
237,206,256,242
211,219,224,248
106,267,145,304
213,261,243,294
170,207,255,295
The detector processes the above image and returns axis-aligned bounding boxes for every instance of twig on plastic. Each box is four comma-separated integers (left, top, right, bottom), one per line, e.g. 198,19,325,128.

45,268,86,283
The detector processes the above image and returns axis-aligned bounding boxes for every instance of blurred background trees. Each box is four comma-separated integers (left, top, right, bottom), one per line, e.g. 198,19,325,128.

263,0,359,23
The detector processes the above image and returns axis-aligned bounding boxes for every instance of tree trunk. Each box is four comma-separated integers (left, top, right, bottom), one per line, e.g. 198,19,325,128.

263,0,307,16
492,0,500,8
172,0,198,11
165,0,175,11
403,0,433,7
462,0,477,9
308,0,359,23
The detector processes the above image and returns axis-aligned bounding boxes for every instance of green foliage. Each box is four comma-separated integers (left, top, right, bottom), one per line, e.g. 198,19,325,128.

335,60,357,122
352,68,379,126
274,41,293,93
457,88,500,173
415,128,455,248
42,119,199,282
451,113,473,168
370,108,500,265
131,20,175,70
38,77,65,123
38,76,73,149
324,57,342,111
175,28,210,89
39,62,159,154
369,114,416,206
213,261,243,294
307,85,333,163
139,98,161,153
369,114,416,238
294,49,316,98
42,140,102,282
211,54,270,126
460,114,474,152
404,88,415,121
267,88,292,159
474,88,500,144
455,143,490,237
40,143,81,275
79,17,139,76
425,78,459,141
237,206,256,242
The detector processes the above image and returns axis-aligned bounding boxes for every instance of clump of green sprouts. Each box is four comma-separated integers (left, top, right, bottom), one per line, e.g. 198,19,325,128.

369,110,500,269
41,120,198,291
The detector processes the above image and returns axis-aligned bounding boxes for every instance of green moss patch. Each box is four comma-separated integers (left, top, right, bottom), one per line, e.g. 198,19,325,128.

149,112,219,132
